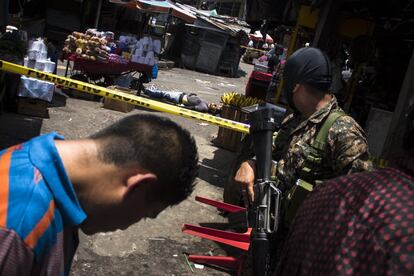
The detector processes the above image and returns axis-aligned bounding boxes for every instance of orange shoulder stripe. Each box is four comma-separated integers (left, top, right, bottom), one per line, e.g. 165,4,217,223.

0,145,20,227
24,200,56,249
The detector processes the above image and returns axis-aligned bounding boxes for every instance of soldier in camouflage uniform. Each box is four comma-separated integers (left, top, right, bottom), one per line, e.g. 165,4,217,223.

275,97,414,276
273,95,372,191
234,47,372,205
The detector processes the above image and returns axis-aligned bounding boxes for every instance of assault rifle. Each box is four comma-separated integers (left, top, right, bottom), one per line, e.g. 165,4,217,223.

248,103,286,275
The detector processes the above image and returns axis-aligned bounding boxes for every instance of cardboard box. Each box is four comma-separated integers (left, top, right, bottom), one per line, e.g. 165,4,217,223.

103,86,136,113
70,89,97,101
17,97,49,118
213,105,248,152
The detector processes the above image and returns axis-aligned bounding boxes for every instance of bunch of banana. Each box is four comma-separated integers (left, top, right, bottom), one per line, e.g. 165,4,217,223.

220,92,263,107
220,92,237,105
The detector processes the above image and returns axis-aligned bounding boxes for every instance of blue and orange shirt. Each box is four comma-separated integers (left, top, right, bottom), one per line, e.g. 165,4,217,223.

0,133,87,275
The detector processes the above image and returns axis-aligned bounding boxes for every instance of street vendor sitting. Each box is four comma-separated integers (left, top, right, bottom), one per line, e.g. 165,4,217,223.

143,86,209,113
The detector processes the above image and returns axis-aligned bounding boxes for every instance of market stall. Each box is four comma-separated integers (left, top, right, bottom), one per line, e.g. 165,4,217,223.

110,0,196,23
65,54,152,76
63,51,153,89
62,29,160,95
242,31,275,64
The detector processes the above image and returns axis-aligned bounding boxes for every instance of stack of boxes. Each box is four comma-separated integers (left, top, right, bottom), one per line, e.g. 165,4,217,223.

128,36,161,66
17,38,56,117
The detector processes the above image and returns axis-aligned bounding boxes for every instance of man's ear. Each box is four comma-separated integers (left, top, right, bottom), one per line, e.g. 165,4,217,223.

292,84,301,94
125,172,158,197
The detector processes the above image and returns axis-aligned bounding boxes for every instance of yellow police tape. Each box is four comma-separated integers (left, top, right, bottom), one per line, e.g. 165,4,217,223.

0,60,250,134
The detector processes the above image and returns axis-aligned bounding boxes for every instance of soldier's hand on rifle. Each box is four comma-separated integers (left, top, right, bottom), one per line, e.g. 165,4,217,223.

234,160,256,206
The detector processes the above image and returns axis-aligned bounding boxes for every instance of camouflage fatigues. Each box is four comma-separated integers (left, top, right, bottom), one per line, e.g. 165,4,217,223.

273,96,372,190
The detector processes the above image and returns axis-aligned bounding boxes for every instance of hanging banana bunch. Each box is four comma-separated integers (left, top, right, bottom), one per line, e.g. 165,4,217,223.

220,92,264,108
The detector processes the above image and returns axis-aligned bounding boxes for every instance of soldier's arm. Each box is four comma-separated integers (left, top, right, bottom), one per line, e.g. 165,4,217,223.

327,115,373,175
272,113,297,160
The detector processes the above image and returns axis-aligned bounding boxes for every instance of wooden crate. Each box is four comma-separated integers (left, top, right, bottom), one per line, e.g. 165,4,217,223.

214,105,248,152
103,86,136,113
17,97,49,118
70,90,97,101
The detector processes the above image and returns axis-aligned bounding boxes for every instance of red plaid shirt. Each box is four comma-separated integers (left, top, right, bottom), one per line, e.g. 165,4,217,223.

276,154,414,275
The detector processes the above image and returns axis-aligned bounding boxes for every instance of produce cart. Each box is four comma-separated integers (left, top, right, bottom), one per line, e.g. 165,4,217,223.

61,29,156,95
63,53,153,94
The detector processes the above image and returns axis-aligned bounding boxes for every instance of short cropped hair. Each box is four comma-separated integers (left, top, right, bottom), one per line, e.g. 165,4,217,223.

90,114,199,206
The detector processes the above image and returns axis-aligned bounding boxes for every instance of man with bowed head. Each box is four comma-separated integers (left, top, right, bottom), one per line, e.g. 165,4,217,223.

0,114,199,275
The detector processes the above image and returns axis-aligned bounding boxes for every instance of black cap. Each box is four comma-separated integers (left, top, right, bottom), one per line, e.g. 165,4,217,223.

283,47,332,110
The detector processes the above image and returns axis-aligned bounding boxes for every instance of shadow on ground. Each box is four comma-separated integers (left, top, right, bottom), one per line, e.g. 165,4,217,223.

48,90,68,108
0,89,72,150
237,68,248,78
197,221,247,261
72,238,234,276
199,148,236,189
0,112,43,150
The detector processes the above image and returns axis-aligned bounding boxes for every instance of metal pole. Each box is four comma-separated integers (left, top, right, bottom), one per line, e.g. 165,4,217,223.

94,0,103,29
275,24,299,103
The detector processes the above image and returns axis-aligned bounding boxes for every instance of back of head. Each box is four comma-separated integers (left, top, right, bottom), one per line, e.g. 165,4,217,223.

283,47,332,110
91,114,199,206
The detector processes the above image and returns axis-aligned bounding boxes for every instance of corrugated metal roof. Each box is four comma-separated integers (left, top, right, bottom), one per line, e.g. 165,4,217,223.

109,0,196,23
175,3,250,36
